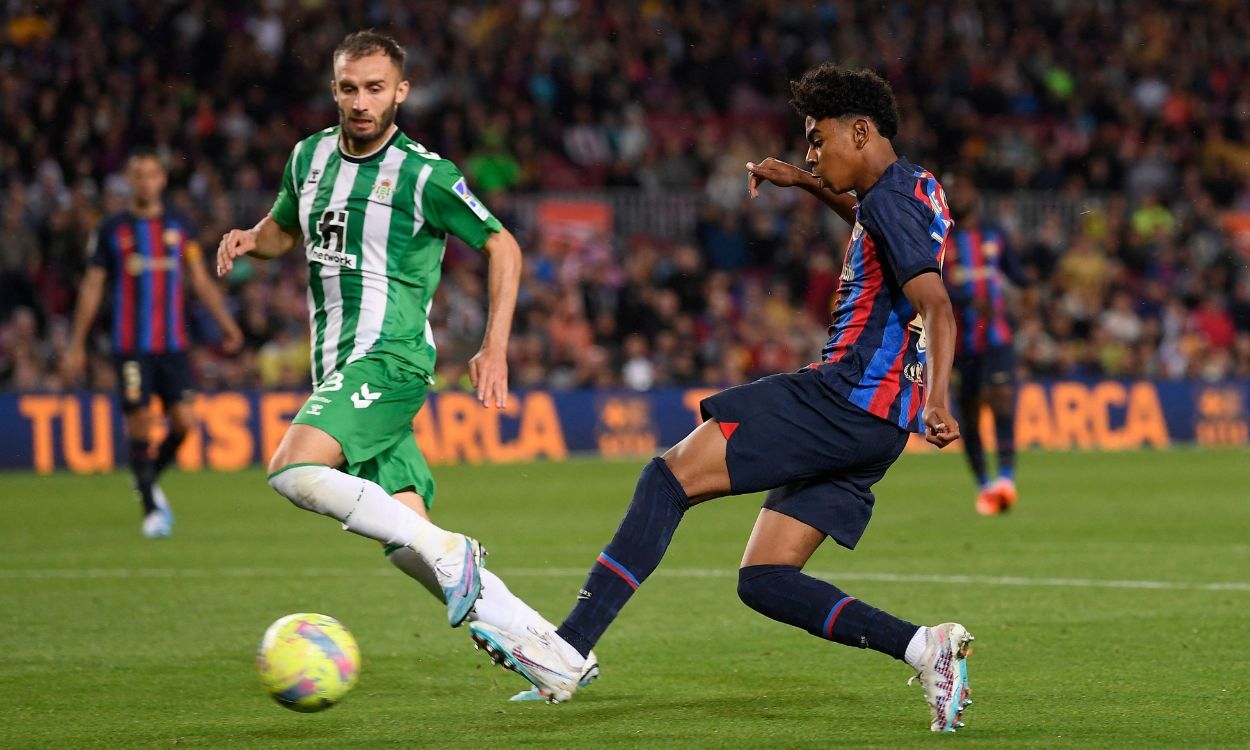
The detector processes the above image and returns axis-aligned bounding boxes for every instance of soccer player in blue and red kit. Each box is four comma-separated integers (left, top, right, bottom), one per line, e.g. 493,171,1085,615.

65,149,242,538
942,167,1028,516
471,65,976,733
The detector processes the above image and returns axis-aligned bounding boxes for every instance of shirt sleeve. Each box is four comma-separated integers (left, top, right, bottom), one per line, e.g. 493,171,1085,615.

421,161,503,250
166,212,204,266
270,146,301,230
860,188,943,286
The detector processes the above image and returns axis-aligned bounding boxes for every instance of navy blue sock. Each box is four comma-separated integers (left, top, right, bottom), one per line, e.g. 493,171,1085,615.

152,429,188,478
557,457,689,657
737,564,919,661
994,409,1015,480
128,439,157,515
960,400,988,486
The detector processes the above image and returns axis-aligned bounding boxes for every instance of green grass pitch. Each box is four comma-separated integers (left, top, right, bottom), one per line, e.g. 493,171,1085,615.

2,449,1247,748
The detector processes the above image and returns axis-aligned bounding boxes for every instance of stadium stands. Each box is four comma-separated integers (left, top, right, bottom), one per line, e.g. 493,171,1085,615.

1,0,1248,392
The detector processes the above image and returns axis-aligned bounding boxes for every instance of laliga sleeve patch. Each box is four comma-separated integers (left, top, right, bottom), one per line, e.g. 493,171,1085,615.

452,177,491,221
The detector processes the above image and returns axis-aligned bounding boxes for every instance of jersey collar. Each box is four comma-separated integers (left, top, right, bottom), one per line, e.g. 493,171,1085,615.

338,126,401,164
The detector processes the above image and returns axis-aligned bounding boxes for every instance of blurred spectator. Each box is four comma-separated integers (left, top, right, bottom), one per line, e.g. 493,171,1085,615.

1,0,1249,392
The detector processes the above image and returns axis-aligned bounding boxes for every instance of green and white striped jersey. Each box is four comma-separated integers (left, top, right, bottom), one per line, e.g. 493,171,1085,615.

270,126,502,387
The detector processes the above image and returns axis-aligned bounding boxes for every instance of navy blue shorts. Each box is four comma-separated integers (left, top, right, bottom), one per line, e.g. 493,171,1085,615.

113,352,195,412
955,344,1016,402
699,368,910,549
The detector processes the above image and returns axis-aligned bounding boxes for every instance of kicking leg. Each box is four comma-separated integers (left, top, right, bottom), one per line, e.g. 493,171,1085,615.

266,424,483,626
470,418,729,701
383,490,603,701
556,418,728,655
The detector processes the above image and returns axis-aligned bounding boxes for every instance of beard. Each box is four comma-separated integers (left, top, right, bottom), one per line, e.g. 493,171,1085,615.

340,98,399,150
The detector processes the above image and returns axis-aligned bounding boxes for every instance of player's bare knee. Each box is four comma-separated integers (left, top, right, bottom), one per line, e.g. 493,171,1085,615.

167,404,195,436
661,426,730,500
125,409,152,439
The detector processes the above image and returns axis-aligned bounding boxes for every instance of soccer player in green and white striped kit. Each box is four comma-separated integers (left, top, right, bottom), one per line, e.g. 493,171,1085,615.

217,31,596,696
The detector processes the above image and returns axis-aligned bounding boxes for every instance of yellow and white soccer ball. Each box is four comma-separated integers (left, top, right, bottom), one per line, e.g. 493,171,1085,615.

256,613,361,712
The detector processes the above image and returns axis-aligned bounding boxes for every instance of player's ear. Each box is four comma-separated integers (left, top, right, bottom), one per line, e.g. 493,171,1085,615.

394,78,410,105
854,118,871,149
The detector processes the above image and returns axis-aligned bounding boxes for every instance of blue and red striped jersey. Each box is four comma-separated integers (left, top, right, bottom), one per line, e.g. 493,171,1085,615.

89,211,200,355
817,159,953,433
942,224,1018,355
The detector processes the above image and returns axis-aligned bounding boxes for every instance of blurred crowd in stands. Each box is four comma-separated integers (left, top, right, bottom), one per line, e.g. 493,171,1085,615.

2,0,1250,393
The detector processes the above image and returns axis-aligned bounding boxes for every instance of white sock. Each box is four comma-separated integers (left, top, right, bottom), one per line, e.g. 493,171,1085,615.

904,626,929,670
269,465,457,555
384,546,546,633
383,545,443,600
471,569,548,633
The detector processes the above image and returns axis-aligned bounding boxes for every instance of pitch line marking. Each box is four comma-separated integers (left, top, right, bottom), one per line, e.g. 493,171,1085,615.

1,567,1248,592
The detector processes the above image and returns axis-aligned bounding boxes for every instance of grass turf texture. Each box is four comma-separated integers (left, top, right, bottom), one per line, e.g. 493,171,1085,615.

1,449,1247,748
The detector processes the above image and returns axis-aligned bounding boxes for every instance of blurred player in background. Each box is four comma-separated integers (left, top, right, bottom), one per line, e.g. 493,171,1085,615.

64,149,243,538
471,64,976,732
942,167,1028,516
215,31,596,695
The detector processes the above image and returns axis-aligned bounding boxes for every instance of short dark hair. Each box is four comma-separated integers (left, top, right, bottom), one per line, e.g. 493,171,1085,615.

334,30,406,73
126,146,164,169
789,64,900,140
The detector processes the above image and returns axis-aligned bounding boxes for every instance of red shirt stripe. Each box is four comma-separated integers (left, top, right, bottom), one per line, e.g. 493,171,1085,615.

147,219,167,353
865,328,910,417
827,237,884,363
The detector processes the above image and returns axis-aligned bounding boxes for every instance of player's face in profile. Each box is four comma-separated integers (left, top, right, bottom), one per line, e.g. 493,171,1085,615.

332,52,410,150
804,116,855,193
126,156,166,206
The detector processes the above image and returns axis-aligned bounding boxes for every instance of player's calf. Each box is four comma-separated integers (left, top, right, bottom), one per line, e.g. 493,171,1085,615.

737,565,917,658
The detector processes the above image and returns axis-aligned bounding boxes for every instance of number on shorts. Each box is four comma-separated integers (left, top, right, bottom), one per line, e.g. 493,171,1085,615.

122,360,142,403
319,372,345,392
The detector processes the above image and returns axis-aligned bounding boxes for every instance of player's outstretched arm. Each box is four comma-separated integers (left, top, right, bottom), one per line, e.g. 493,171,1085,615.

216,215,301,277
468,227,522,409
746,157,858,226
902,271,961,448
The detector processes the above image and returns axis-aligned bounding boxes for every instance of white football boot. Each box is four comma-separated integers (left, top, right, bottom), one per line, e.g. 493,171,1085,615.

510,649,600,702
429,536,485,628
469,622,586,703
908,622,975,732
138,483,173,539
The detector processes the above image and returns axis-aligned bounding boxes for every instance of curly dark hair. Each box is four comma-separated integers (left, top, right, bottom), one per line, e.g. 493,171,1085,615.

334,30,406,73
789,63,900,140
